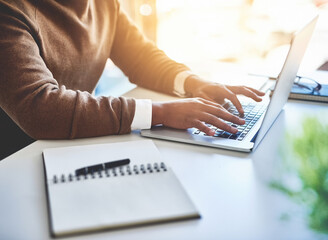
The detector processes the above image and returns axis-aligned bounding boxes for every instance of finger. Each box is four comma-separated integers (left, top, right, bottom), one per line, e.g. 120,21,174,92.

197,95,221,104
234,87,263,102
197,97,244,122
198,97,223,108
227,86,265,100
195,97,229,112
224,90,244,115
205,104,245,125
194,120,215,136
245,87,265,96
200,113,238,134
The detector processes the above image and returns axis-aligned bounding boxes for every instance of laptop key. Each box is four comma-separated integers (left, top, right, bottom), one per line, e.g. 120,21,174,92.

221,132,231,138
229,134,238,140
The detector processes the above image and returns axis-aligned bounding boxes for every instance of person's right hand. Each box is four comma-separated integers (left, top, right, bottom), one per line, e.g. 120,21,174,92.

151,98,245,136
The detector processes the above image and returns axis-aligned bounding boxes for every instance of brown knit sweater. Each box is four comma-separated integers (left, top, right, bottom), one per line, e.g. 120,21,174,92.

0,0,189,139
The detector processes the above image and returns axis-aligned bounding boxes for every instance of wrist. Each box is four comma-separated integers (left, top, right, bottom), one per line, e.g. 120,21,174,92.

184,75,208,97
152,102,164,126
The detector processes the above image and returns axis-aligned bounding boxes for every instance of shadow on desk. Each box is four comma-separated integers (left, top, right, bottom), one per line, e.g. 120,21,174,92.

251,109,286,182
0,107,35,160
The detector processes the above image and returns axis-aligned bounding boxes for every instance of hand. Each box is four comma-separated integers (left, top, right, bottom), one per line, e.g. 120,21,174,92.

151,75,265,135
152,98,245,136
184,75,265,115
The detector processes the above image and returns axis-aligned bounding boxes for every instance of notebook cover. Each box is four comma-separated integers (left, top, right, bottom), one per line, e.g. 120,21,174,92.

289,71,328,103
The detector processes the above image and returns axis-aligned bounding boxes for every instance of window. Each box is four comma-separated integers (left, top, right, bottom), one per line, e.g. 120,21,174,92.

96,0,328,96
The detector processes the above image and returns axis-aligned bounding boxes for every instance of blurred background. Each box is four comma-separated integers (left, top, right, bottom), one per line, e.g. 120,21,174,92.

95,0,328,97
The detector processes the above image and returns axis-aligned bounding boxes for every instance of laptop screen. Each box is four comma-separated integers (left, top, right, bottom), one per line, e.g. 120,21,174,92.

253,15,318,150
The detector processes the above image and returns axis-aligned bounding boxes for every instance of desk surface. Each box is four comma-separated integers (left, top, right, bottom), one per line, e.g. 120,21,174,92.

1,88,328,240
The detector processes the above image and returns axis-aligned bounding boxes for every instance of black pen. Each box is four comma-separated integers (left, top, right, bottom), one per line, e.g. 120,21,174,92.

75,158,130,176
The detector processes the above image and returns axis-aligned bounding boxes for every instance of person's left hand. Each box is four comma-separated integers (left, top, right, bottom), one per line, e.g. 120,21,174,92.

184,76,265,115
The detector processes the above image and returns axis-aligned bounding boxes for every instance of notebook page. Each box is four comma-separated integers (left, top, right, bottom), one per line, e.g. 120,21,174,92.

43,140,159,178
49,169,200,236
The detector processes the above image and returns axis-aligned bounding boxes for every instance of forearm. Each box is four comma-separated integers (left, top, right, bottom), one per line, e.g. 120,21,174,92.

110,3,189,95
1,81,135,139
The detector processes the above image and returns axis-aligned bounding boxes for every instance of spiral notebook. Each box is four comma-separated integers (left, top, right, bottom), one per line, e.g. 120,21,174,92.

43,140,200,237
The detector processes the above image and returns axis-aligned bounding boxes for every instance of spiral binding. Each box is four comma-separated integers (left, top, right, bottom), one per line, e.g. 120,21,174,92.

52,162,167,184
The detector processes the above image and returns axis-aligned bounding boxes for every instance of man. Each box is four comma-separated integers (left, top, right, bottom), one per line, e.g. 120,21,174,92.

0,0,263,159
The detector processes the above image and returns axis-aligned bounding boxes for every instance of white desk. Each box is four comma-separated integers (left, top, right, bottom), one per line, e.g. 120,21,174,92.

1,88,328,240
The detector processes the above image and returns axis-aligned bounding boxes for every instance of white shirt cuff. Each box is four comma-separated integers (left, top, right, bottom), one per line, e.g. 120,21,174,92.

131,99,152,130
173,71,193,96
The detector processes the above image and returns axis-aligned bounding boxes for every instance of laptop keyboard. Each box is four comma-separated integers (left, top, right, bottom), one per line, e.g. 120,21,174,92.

192,101,267,141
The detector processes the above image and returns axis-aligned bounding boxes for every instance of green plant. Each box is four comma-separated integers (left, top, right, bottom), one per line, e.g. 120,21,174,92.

271,117,328,233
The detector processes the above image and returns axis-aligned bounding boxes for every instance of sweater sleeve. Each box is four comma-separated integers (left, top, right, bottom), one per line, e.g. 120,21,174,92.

0,10,135,140
109,1,190,95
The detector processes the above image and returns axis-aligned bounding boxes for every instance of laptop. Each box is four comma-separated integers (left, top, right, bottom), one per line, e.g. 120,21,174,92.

141,16,318,152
